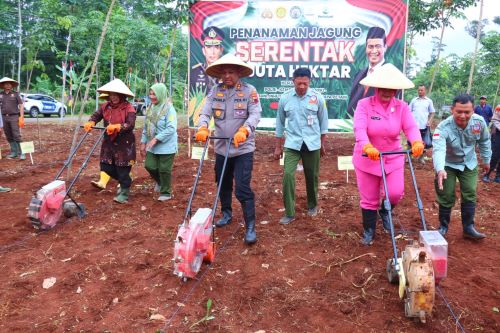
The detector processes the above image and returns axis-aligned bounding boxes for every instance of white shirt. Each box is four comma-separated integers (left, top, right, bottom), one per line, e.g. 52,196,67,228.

409,96,435,129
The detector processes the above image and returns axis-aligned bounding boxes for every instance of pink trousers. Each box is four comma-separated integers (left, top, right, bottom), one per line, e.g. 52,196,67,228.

355,167,405,210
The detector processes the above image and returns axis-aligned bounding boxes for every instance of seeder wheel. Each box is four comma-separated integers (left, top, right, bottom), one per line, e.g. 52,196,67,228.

386,258,399,284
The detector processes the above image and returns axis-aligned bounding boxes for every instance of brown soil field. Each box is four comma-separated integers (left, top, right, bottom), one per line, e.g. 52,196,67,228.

0,122,498,332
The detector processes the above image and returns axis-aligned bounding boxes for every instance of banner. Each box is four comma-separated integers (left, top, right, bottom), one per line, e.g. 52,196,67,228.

188,0,408,131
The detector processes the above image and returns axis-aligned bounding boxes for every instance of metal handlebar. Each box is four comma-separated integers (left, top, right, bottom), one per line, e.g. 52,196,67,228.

79,125,106,130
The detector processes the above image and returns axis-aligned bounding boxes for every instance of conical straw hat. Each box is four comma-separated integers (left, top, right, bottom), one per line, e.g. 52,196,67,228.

0,77,19,88
97,79,134,98
205,54,253,78
359,63,414,90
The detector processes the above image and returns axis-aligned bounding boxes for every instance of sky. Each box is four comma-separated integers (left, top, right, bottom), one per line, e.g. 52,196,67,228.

411,0,499,69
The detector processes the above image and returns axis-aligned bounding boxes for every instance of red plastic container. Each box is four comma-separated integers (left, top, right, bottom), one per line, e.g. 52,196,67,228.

419,231,448,284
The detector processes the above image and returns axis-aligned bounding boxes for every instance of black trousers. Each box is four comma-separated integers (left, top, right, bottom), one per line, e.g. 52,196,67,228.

215,152,254,212
2,114,21,142
489,131,500,175
100,162,132,189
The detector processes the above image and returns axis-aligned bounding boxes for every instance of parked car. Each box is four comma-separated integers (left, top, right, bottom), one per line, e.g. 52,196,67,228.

132,96,150,116
21,93,67,118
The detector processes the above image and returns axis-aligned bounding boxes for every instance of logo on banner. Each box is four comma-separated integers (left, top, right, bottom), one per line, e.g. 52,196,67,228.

290,6,302,19
261,8,272,19
276,7,286,19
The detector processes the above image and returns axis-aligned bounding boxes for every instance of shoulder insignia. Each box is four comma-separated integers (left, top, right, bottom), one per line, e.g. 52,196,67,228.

250,90,259,104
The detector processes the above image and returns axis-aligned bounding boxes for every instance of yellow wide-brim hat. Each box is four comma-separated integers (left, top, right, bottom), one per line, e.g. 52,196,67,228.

205,53,253,78
97,79,134,98
359,63,414,90
0,77,19,88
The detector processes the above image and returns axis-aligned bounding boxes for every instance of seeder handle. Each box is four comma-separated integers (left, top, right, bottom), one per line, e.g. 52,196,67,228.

376,152,400,273
182,136,232,230
209,137,232,242
54,126,106,180
65,130,106,194
362,149,428,230
79,125,106,130
183,138,211,225
362,149,411,157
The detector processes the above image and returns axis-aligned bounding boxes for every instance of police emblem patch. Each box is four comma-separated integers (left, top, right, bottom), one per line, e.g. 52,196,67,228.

215,110,222,117
471,123,481,134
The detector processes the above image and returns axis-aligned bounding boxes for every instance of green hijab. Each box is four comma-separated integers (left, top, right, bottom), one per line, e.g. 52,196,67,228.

145,83,171,140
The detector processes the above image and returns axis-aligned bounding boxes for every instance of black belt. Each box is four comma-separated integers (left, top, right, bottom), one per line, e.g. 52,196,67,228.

2,113,19,116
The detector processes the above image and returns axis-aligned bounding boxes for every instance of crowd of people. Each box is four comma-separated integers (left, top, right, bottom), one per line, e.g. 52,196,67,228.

1,49,498,246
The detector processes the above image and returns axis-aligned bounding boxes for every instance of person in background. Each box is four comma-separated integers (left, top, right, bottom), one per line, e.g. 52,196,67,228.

195,54,261,245
352,64,423,246
273,67,328,225
84,79,137,204
408,84,435,164
140,83,177,201
0,110,12,192
0,77,25,160
474,96,493,126
482,104,500,183
433,94,491,239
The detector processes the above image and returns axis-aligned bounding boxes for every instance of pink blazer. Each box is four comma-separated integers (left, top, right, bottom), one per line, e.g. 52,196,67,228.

353,96,421,176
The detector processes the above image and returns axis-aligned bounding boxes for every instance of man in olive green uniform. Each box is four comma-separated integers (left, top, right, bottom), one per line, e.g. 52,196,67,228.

0,77,25,160
195,54,261,245
433,94,491,239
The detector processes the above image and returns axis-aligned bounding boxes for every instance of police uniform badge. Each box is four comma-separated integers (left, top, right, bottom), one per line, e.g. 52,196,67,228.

309,95,318,104
471,123,481,135
215,109,223,118
204,28,222,46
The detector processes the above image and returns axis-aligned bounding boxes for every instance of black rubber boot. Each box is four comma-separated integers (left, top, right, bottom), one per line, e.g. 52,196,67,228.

361,209,377,246
215,209,232,227
7,141,18,159
461,202,486,239
438,205,451,237
378,202,394,232
242,200,257,245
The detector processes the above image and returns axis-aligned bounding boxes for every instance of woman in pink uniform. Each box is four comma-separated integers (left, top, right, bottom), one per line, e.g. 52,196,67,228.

353,64,424,245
